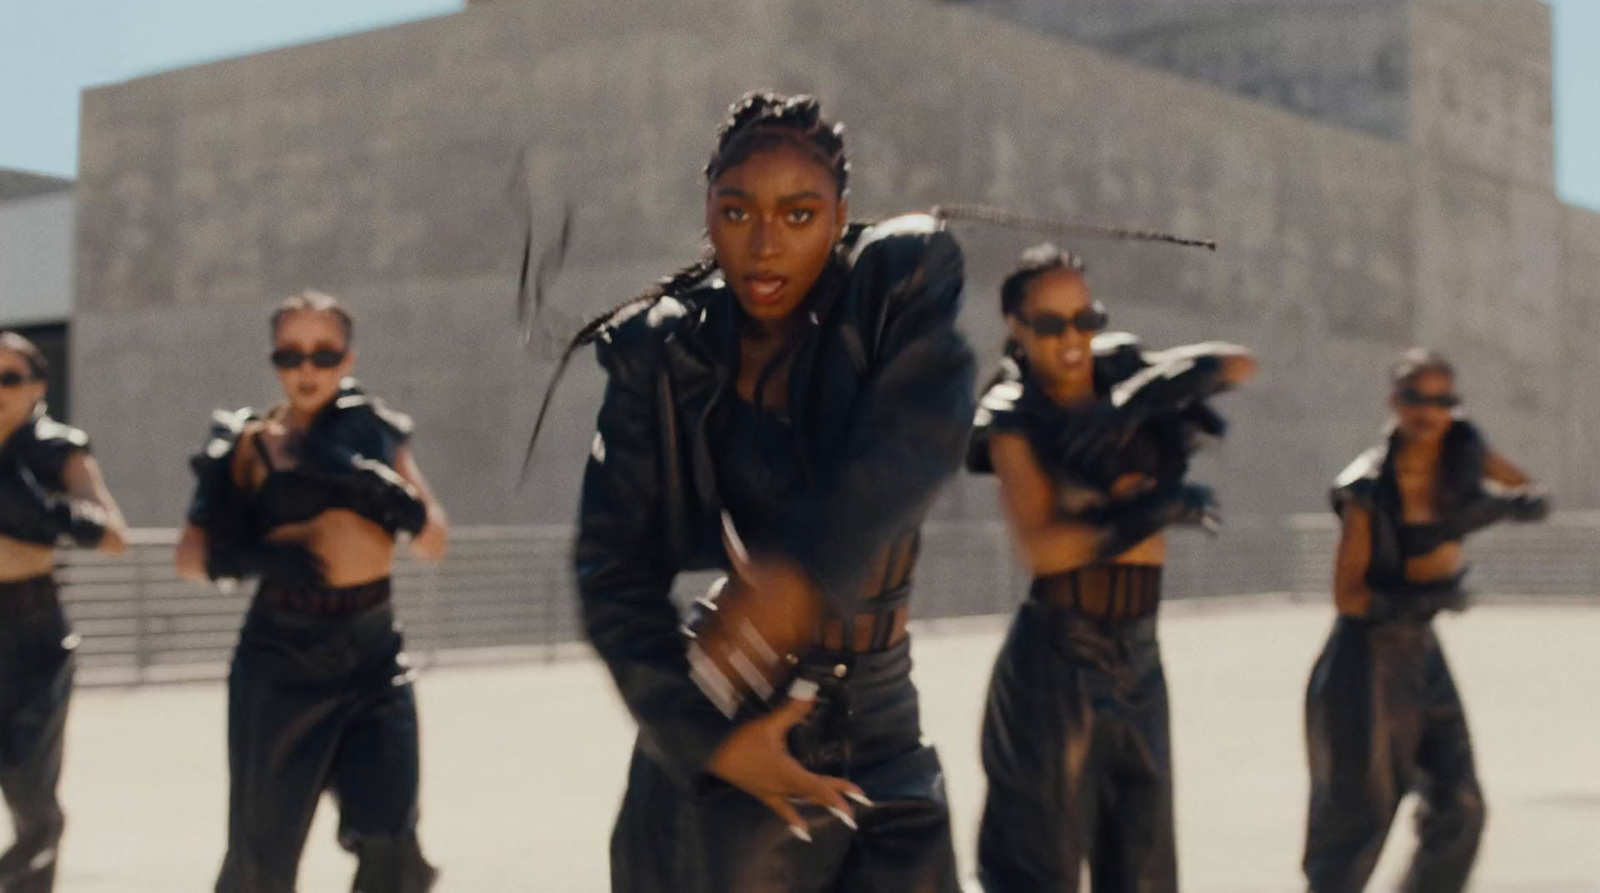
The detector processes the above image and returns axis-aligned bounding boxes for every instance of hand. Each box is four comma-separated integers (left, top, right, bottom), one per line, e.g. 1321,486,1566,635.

42,493,110,548
98,524,128,556
408,520,447,562
707,695,868,841
1090,483,1219,561
1507,490,1550,523
683,516,825,717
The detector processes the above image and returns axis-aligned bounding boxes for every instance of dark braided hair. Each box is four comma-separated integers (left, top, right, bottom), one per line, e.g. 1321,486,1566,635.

705,92,849,196
520,92,852,484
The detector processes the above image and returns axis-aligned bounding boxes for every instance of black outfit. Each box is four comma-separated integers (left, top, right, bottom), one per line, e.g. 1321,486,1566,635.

574,214,976,892
186,381,435,893
1303,421,1546,893
0,410,96,893
968,338,1238,893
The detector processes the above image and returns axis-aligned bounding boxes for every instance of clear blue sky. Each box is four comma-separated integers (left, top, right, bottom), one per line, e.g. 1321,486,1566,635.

1,0,1597,210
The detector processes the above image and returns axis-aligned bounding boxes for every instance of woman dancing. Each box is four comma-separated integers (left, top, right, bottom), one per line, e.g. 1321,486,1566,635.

967,245,1255,893
1302,348,1547,893
174,292,448,893
563,92,975,892
0,331,127,893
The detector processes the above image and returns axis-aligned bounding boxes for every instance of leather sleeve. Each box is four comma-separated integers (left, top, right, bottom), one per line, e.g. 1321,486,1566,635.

572,313,735,789
184,409,258,544
1329,447,1384,518
967,362,1031,475
780,222,977,608
19,415,91,492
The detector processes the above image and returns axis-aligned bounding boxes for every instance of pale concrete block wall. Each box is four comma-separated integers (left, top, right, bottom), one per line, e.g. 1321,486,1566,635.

71,0,1593,529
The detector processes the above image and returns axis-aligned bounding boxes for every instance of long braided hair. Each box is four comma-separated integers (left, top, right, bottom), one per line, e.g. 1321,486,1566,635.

519,92,852,483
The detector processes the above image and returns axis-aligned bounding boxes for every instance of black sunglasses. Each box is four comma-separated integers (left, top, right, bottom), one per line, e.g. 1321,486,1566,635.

270,348,347,370
1398,389,1460,409
0,371,38,388
1016,303,1109,337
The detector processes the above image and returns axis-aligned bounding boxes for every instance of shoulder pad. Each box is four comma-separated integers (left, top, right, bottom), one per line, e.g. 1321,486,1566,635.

7,410,91,492
312,381,412,462
186,407,258,528
328,380,413,442
592,293,692,379
846,212,944,267
29,414,90,453
1091,331,1144,356
199,408,257,460
1330,447,1385,514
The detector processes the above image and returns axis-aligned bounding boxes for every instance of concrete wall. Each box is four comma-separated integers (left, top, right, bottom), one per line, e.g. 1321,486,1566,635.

1409,2,1553,187
959,0,1554,186
0,191,74,325
72,0,1593,530
960,0,1414,139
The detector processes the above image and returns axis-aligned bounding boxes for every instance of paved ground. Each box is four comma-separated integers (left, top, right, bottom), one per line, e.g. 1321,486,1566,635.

37,600,1600,892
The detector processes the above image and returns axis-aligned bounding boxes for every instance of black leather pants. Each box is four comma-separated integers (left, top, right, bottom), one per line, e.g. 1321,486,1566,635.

1302,616,1484,893
215,582,436,893
0,577,73,893
610,638,960,893
977,599,1176,893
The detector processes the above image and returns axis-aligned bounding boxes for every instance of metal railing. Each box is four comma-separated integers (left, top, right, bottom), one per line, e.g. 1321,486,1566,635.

52,515,1600,687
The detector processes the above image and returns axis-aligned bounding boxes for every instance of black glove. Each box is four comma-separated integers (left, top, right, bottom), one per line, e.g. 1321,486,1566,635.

1506,490,1551,522
205,541,325,587
0,461,108,548
1087,483,1218,562
1439,489,1552,540
42,494,110,548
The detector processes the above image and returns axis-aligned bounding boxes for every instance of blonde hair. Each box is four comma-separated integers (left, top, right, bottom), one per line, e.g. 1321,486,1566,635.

271,290,353,343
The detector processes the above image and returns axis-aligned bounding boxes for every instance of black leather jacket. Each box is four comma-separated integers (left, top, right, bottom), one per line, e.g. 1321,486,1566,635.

1331,419,1547,603
573,213,976,787
968,334,1238,503
186,379,417,545
0,406,92,545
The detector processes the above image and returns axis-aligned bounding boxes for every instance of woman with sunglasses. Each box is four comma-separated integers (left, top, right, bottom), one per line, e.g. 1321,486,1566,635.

174,291,448,893
967,244,1255,893
1302,348,1546,893
0,331,127,893
558,92,975,892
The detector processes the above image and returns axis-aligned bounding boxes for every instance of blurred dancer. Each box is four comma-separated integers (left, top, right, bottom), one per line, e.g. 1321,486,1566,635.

0,331,128,893
556,92,975,892
1303,348,1547,893
967,245,1255,893
174,292,448,893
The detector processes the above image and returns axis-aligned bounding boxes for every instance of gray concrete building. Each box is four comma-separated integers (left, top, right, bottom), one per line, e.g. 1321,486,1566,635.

1,169,75,418
70,0,1599,530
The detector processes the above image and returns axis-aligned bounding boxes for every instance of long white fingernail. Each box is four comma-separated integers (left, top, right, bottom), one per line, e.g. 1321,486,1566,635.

789,824,813,843
828,806,858,831
788,678,819,702
845,791,874,808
